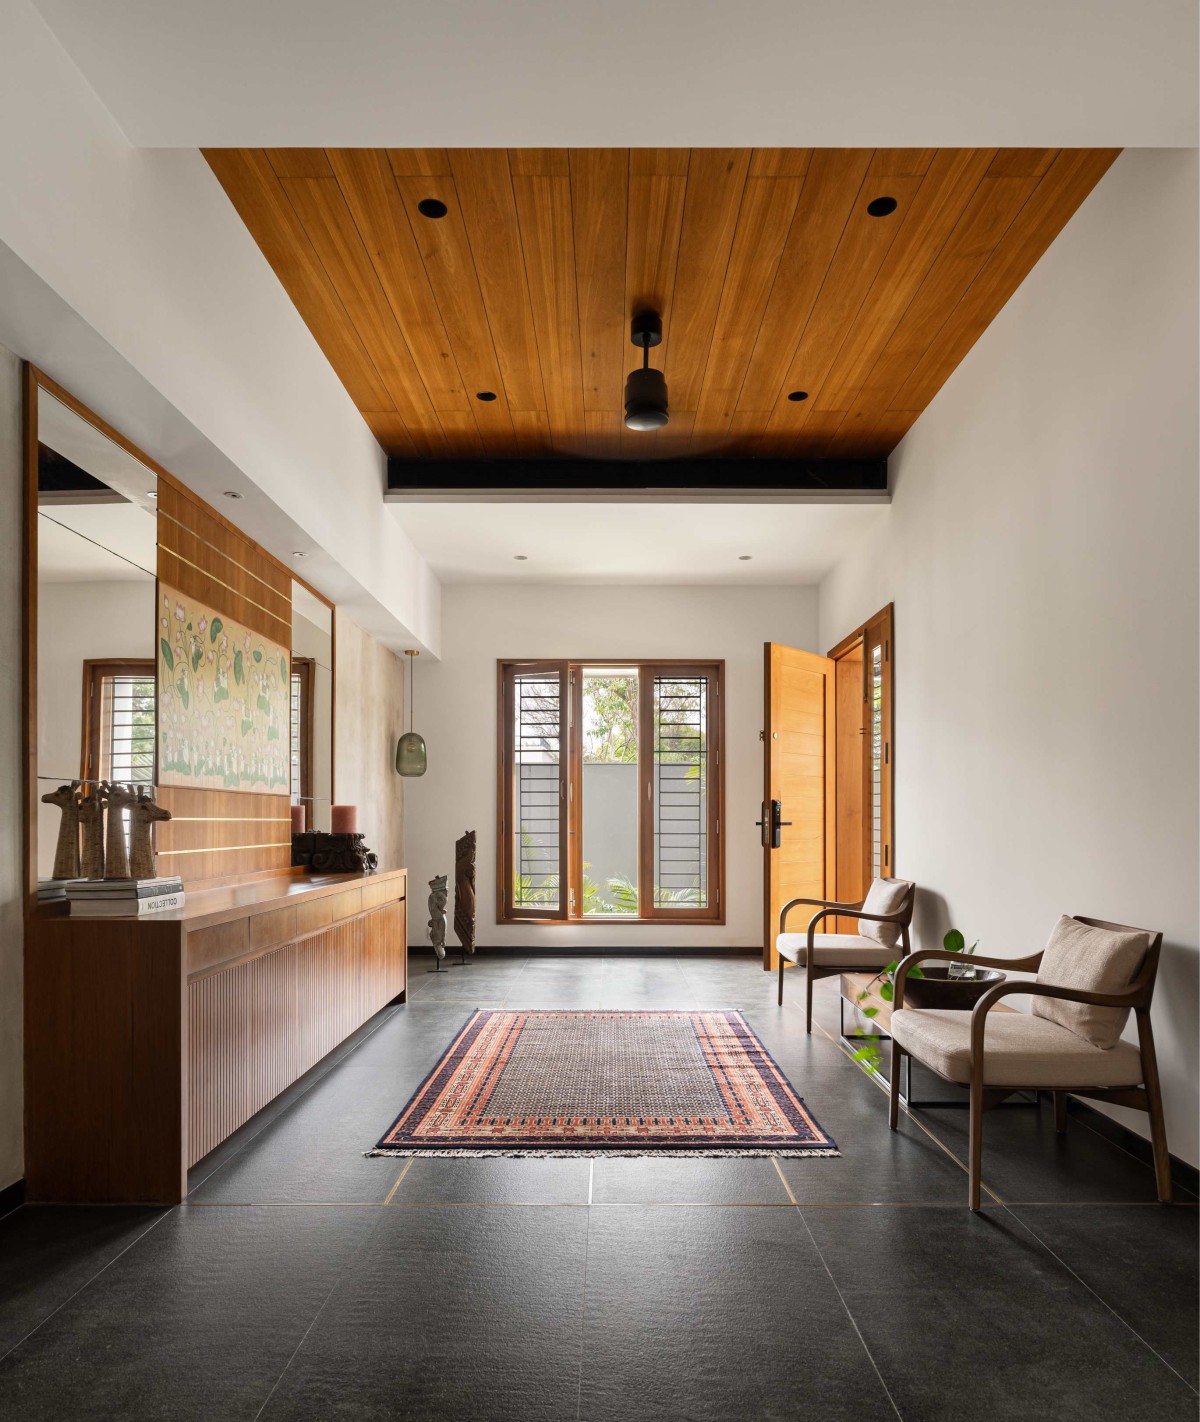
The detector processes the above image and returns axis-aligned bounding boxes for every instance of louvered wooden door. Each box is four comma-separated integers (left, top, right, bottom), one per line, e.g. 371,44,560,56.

762,644,837,970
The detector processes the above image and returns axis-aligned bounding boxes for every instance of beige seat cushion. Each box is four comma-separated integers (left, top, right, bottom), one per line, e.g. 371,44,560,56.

858,878,913,948
891,1007,1144,1088
777,933,893,968
1032,916,1150,1048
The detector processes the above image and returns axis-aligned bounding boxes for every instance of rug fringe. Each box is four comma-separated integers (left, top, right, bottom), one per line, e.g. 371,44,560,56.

364,1147,842,1159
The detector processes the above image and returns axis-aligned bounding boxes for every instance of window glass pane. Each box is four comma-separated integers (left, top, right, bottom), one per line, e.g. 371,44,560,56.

580,669,639,916
99,670,155,851
291,671,302,802
653,675,708,909
512,672,562,911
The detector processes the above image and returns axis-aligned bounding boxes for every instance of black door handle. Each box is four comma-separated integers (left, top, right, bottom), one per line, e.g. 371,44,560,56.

756,799,790,850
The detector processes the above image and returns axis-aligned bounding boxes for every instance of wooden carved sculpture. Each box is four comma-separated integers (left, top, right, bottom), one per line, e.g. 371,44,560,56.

77,791,106,880
130,788,172,880
42,782,82,880
101,781,138,880
454,829,477,959
428,874,449,969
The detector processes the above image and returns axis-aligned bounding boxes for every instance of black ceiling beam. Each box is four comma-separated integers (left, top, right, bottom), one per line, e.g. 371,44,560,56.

385,457,887,498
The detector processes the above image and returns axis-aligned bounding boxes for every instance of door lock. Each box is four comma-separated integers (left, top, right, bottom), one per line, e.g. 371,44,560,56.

756,799,792,850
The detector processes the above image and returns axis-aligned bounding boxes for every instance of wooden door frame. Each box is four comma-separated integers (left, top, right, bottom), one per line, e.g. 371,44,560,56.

828,602,895,887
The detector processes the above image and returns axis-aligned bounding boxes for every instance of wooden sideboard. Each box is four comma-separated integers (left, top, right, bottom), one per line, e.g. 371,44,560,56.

25,868,407,1204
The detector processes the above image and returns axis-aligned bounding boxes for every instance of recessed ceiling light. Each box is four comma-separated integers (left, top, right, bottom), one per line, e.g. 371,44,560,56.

146,490,157,499
738,555,753,561
417,198,448,219
513,555,528,561
867,196,898,218
292,551,307,559
223,489,243,500
787,390,809,402
476,390,497,402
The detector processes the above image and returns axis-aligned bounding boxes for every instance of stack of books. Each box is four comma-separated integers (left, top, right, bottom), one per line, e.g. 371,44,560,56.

36,879,70,904
66,877,185,916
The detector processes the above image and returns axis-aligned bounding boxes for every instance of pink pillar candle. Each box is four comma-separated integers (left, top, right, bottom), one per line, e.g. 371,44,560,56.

290,804,307,834
331,804,358,834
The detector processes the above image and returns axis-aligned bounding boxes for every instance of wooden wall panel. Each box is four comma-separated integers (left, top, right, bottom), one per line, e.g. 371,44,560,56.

156,476,293,884
187,899,406,1164
205,146,1120,461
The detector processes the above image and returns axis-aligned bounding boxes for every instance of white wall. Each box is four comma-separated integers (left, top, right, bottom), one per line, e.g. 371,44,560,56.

35,578,156,877
405,583,819,950
0,343,24,1191
819,148,1199,1166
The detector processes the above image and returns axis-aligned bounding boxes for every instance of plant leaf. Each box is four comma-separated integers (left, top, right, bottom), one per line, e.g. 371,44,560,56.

861,1006,878,1018
210,617,223,643
879,981,894,1002
252,649,263,663
909,965,925,979
234,650,244,685
944,928,965,953
160,639,174,672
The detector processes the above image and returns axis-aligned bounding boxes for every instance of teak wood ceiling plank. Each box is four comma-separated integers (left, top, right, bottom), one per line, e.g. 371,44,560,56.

278,174,451,445
204,149,400,418
569,149,629,415
736,148,875,412
663,148,752,414
511,169,585,449
816,147,998,412
626,149,689,381
323,149,468,415
690,173,808,441
447,149,547,415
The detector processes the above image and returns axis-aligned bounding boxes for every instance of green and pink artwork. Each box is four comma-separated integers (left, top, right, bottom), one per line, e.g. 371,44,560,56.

157,585,290,792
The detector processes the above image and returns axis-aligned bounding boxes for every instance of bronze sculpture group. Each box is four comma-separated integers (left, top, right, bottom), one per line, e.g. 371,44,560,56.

425,830,477,971
41,781,172,881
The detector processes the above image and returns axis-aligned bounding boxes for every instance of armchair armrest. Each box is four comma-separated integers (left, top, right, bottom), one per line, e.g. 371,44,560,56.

968,977,1150,1064
893,949,1044,1009
779,896,863,933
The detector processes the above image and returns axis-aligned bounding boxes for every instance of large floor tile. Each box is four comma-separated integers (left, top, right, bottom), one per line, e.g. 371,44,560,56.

0,1205,378,1421
394,1155,591,1205
259,1206,588,1421
804,1204,1198,1420
577,1204,894,1421
0,1206,165,1360
591,1156,792,1205
1008,1202,1200,1390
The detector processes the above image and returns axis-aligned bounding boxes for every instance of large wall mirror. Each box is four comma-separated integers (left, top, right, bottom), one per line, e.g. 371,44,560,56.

27,370,338,897
34,383,159,884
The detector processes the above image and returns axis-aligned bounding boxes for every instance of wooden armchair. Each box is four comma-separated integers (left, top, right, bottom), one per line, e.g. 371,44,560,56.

888,915,1169,1210
777,877,915,1033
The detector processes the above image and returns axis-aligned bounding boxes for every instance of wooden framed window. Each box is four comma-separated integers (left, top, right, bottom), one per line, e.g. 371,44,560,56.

290,656,315,806
81,659,156,789
498,659,724,924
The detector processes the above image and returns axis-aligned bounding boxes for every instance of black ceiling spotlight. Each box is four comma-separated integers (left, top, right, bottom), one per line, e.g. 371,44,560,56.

867,196,898,217
475,390,497,402
624,310,669,431
787,390,809,402
417,198,448,219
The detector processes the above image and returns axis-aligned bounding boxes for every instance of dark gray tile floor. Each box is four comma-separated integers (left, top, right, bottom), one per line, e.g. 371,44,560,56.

0,952,1195,1420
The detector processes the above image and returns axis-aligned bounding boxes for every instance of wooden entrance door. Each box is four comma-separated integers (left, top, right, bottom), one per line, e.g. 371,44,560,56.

762,644,836,970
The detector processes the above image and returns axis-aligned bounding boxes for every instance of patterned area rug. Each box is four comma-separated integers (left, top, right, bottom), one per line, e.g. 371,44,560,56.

367,1009,839,1158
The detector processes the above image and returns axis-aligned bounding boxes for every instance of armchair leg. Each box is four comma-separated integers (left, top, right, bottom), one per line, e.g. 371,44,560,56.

968,1071,984,1211
777,954,785,1007
1137,1011,1173,1204
888,1045,902,1129
1053,1092,1067,1133
805,963,814,1035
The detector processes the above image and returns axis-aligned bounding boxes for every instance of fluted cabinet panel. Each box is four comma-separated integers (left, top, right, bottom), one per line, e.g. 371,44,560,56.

188,900,405,1164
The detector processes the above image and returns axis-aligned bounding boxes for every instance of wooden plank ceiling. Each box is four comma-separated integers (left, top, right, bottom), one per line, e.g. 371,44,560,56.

205,147,1118,462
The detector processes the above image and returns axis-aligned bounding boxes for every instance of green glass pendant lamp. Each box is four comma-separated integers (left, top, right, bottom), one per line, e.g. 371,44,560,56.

395,649,427,776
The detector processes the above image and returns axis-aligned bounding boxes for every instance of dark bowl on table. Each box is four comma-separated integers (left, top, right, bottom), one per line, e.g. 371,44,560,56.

902,965,1005,1011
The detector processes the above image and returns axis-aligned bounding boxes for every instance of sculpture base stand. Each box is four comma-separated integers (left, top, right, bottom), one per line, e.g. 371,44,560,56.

427,955,449,974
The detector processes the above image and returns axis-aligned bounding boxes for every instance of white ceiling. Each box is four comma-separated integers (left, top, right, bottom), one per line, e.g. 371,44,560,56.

391,500,888,585
30,1,1198,147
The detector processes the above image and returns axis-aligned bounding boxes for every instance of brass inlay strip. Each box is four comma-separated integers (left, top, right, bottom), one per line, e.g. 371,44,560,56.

158,545,292,634
158,840,291,855
382,1158,414,1205
157,506,292,606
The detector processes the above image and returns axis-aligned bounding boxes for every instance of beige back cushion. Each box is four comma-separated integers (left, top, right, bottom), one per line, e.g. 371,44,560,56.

858,878,913,948
1032,916,1150,1049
